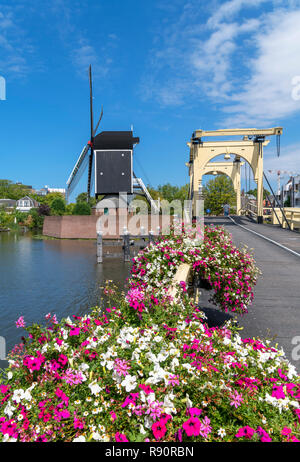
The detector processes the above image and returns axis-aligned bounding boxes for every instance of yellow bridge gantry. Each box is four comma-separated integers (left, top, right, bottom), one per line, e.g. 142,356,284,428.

187,127,283,223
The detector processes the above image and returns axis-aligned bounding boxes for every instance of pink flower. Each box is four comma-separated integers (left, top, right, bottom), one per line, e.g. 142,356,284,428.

187,407,202,418
257,426,272,442
152,420,167,440
199,416,212,439
115,432,129,442
146,399,164,421
229,390,244,408
281,427,292,436
182,417,201,437
235,426,255,439
58,354,68,366
69,327,81,336
272,385,285,400
114,358,130,377
74,417,84,429
16,316,25,328
139,384,154,395
168,374,180,386
62,368,84,386
110,411,117,422
0,419,18,437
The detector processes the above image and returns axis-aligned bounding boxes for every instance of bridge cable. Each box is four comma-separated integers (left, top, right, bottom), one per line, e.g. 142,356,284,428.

263,172,291,231
263,187,282,228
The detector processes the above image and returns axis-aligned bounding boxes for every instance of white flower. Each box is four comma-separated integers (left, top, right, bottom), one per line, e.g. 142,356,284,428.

73,436,86,442
2,435,17,442
144,416,153,429
12,389,25,404
79,363,90,372
88,380,102,396
140,424,147,435
121,374,137,392
41,344,48,353
92,431,102,441
218,428,226,438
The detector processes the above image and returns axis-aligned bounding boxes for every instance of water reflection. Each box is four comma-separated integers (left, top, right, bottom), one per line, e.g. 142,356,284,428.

0,231,130,366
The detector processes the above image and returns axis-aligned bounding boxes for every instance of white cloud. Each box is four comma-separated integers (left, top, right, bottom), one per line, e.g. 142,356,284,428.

223,9,300,126
71,39,111,78
207,0,269,27
0,9,32,77
142,0,300,128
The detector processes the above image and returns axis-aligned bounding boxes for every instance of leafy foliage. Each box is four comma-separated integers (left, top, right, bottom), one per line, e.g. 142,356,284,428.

50,198,66,216
0,180,31,200
203,175,236,215
72,202,91,215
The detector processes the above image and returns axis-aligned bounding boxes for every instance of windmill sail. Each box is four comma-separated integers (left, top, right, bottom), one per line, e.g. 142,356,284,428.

66,144,90,201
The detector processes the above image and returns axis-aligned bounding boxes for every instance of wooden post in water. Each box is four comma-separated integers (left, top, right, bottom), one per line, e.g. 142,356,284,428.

123,229,130,262
97,231,103,263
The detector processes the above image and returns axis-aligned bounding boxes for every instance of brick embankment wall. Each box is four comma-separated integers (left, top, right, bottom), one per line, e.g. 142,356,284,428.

43,215,175,239
43,216,98,239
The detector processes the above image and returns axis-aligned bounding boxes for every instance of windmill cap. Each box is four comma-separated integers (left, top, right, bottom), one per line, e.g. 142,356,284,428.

93,131,139,150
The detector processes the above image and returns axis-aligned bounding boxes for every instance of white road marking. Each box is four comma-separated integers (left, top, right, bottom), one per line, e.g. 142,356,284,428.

228,217,300,258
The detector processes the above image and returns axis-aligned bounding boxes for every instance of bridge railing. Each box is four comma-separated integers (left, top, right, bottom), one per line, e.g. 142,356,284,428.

270,208,300,230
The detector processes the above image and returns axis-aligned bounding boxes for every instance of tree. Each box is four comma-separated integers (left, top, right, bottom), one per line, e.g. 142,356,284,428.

25,209,44,229
203,175,236,215
0,179,31,200
65,203,76,215
0,210,14,228
76,192,96,206
72,202,91,215
38,204,51,216
51,198,66,216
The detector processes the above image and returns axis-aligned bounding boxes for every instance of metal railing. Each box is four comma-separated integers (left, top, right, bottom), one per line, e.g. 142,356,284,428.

241,199,300,231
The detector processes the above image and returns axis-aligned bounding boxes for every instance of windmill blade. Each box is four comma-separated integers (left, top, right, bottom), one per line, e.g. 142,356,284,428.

66,144,90,201
93,106,103,136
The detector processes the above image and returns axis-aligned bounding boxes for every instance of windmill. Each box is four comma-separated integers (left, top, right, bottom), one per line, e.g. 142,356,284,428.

66,66,159,213
66,65,103,202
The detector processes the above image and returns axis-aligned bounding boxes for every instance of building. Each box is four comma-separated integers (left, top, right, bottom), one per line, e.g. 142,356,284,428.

294,175,300,207
34,186,66,197
16,196,40,213
0,199,17,213
282,176,300,207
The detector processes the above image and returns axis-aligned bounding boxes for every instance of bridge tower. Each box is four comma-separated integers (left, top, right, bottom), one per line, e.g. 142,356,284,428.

187,128,282,223
198,161,244,215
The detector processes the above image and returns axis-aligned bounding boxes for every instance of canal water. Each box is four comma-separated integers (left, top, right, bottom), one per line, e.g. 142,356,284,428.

0,231,130,368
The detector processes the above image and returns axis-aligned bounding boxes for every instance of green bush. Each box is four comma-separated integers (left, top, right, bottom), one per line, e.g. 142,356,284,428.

72,202,91,215
51,198,66,216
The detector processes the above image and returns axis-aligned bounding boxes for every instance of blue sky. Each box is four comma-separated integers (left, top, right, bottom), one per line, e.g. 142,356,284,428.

1,0,300,200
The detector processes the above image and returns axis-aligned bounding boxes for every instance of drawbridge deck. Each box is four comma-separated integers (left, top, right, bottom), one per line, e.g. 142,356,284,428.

202,216,300,370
